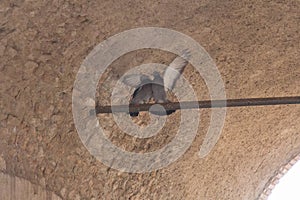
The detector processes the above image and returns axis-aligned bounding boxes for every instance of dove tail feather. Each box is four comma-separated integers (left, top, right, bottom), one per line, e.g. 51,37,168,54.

163,55,189,91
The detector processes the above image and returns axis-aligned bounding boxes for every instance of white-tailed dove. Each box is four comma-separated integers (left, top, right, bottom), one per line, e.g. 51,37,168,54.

122,50,190,117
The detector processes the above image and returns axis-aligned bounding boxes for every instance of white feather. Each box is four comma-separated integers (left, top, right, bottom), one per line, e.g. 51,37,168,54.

163,51,190,91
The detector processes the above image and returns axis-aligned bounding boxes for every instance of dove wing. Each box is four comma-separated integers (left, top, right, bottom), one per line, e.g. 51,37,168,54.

163,55,189,91
122,74,150,88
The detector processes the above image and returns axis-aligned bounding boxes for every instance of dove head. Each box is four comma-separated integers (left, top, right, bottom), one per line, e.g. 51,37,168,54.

153,71,161,77
152,71,163,85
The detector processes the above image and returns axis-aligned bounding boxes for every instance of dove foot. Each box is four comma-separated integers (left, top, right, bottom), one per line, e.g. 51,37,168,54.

130,112,139,117
166,110,176,115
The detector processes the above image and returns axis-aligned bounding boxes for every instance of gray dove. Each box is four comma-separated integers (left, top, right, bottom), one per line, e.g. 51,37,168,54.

122,50,190,117
149,71,176,116
152,71,167,103
122,74,153,116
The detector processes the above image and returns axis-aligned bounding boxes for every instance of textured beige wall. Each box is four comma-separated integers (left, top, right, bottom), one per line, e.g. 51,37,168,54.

258,155,300,200
0,172,61,200
0,0,299,199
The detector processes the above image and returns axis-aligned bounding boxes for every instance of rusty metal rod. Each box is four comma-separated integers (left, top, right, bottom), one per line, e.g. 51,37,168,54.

93,96,300,114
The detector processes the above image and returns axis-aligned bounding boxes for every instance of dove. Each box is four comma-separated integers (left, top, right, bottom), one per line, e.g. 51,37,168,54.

150,71,176,116
122,74,153,116
152,71,166,103
122,50,190,117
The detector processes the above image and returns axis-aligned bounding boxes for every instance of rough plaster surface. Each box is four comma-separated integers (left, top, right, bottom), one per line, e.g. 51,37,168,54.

0,172,61,200
0,0,299,199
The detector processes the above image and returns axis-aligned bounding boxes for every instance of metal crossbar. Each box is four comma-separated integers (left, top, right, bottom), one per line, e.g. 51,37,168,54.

93,96,300,114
